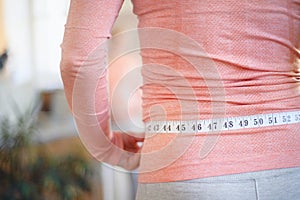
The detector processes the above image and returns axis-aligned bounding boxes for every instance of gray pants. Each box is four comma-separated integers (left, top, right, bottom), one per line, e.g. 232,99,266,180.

136,167,300,200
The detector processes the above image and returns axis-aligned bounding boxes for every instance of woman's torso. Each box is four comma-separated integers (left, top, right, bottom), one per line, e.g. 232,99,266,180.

131,0,300,183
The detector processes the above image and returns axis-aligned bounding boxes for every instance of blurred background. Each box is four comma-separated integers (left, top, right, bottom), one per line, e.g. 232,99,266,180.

0,0,143,199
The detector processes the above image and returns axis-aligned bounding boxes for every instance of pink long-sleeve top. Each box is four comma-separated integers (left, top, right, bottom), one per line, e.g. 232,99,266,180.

60,0,300,183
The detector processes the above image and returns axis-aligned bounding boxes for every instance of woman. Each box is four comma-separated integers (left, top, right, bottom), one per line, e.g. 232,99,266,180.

60,0,300,199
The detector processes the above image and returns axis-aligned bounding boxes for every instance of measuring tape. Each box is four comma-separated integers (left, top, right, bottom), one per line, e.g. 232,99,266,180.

145,110,300,134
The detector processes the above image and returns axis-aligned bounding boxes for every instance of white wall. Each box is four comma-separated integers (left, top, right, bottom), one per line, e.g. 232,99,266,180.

3,0,33,85
0,0,35,117
0,0,69,118
2,0,69,89
31,0,69,90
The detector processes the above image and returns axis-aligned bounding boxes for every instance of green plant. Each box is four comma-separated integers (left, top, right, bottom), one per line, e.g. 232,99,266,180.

0,107,93,200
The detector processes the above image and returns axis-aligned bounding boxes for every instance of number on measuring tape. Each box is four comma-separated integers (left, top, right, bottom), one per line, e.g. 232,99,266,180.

192,123,202,131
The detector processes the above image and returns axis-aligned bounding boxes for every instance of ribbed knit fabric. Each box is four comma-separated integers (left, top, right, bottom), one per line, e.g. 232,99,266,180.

60,0,300,183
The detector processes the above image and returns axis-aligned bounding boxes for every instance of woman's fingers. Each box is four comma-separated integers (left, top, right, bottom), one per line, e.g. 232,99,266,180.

111,131,143,170
113,131,144,152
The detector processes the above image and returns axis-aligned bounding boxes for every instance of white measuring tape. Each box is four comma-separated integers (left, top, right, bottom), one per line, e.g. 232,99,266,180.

145,110,300,134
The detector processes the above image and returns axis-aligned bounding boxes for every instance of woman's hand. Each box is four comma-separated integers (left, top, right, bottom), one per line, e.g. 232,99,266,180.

111,132,144,170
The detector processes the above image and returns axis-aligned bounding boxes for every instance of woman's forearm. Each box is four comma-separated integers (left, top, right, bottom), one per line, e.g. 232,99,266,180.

60,0,141,170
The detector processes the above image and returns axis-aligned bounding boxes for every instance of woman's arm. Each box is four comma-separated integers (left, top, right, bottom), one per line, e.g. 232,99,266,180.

60,0,142,170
